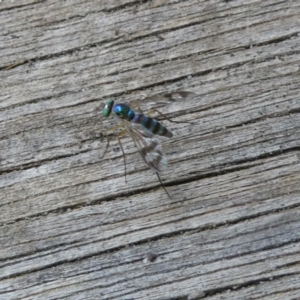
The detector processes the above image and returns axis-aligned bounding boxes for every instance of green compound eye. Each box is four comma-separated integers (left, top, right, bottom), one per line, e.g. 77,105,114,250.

102,100,114,117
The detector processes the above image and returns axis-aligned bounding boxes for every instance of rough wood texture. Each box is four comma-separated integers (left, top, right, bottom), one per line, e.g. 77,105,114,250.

1,0,300,299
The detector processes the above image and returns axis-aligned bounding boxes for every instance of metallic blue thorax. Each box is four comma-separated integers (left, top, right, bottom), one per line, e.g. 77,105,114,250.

113,104,134,121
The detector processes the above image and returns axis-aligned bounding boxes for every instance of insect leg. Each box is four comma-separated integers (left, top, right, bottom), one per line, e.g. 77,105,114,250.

145,108,194,124
100,124,124,159
155,172,172,200
117,129,128,183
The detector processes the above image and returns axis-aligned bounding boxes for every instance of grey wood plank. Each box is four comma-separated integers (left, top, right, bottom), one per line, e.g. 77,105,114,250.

0,0,300,299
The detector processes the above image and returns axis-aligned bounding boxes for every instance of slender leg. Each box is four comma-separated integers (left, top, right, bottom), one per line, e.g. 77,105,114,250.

155,172,172,200
146,108,194,124
100,124,125,159
114,127,172,198
116,129,127,183
101,124,128,183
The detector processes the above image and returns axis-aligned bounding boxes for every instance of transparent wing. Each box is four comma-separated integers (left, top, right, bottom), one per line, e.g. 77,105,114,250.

122,120,168,172
130,90,196,112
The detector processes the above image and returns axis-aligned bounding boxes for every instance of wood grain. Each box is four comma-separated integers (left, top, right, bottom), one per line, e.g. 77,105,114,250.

1,0,300,299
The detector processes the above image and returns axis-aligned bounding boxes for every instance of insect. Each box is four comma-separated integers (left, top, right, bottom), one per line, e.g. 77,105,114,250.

102,90,196,198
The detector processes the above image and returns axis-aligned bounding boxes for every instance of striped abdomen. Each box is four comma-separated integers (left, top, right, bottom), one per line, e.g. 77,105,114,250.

131,112,173,138
112,103,173,138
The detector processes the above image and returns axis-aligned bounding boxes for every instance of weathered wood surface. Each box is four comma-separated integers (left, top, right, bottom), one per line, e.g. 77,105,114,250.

1,0,300,299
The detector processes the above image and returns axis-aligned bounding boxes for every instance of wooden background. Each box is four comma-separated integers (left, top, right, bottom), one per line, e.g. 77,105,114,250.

1,0,300,299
